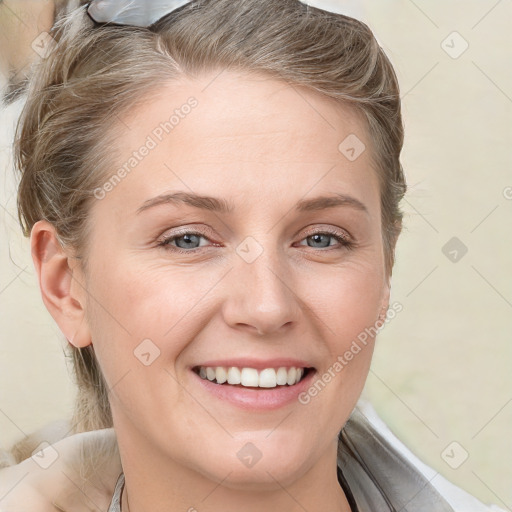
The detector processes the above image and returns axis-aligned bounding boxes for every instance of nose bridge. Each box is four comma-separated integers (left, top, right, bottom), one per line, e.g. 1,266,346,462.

223,233,300,335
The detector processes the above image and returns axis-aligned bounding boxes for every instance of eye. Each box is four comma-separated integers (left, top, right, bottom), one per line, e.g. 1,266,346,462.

296,229,353,251
157,230,214,253
157,227,354,254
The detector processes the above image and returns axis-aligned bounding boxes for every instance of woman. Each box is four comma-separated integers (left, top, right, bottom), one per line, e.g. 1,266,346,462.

0,0,505,510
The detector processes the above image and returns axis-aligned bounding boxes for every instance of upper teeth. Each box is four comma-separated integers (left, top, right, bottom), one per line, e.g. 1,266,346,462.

197,366,305,388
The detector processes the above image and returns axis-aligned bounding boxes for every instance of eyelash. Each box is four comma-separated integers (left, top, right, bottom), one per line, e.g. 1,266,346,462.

156,228,354,254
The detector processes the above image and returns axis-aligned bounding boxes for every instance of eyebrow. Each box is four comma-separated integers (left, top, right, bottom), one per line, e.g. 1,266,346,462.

136,191,368,215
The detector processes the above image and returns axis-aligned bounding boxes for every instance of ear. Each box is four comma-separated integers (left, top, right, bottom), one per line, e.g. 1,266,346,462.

377,277,391,324
378,220,401,321
30,220,92,348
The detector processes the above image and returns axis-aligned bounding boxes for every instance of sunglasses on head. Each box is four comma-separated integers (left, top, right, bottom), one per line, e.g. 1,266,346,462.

86,0,194,27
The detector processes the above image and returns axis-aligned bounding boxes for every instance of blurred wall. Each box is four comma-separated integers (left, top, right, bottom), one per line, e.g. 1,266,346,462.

0,0,511,507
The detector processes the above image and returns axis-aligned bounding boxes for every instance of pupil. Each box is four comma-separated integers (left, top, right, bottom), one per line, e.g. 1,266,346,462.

179,234,199,248
310,234,328,247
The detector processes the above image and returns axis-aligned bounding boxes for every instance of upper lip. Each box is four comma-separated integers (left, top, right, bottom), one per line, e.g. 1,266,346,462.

191,358,315,371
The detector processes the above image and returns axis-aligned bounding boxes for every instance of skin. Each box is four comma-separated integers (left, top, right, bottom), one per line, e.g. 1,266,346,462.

28,70,392,511
0,429,121,511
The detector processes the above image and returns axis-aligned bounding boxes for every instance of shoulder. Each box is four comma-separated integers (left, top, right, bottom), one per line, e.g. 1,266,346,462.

0,463,49,512
0,428,122,512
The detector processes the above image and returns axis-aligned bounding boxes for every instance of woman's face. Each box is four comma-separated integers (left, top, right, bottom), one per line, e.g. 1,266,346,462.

73,70,390,487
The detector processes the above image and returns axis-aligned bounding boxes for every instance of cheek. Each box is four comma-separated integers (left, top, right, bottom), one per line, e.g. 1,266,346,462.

311,260,384,335
311,263,384,380
83,256,213,380
291,266,382,436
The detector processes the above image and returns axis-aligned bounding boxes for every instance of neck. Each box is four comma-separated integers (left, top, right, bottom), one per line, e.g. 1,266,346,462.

115,425,352,512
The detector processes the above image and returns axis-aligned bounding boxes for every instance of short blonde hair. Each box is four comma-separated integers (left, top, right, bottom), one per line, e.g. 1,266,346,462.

14,0,406,435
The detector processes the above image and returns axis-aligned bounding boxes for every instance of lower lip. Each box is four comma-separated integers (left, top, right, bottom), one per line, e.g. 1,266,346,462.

191,369,317,411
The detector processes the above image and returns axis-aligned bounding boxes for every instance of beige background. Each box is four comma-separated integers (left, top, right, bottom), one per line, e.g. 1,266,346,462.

1,0,511,508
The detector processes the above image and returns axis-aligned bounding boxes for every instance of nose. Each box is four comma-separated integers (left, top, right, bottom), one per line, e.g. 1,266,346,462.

221,245,302,337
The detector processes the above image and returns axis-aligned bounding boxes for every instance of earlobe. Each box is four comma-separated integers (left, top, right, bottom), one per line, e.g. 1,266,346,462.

30,220,92,349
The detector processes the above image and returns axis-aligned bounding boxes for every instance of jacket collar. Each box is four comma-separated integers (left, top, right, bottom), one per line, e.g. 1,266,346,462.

338,402,455,511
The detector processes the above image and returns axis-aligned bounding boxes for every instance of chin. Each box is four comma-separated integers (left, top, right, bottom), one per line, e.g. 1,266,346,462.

191,444,313,491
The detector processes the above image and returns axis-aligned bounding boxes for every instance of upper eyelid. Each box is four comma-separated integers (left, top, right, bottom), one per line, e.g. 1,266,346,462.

158,226,352,246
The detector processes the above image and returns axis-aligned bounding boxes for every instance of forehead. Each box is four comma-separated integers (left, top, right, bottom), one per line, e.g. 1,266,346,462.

119,69,369,155
98,70,379,217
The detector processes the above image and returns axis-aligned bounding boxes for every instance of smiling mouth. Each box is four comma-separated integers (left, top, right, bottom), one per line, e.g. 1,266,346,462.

192,365,314,389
